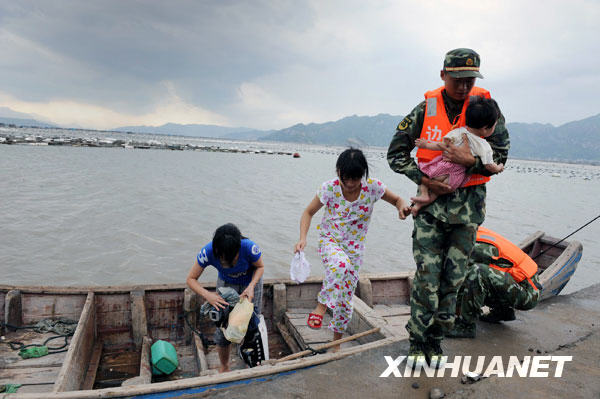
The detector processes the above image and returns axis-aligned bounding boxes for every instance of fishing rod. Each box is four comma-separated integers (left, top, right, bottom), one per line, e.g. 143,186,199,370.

533,214,600,260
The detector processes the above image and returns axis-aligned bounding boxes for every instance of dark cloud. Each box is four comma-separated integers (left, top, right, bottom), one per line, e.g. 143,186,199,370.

0,1,316,113
0,1,599,129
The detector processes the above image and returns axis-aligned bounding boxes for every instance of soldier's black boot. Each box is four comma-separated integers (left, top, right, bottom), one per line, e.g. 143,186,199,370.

446,318,476,338
407,340,427,369
480,307,516,323
425,340,446,369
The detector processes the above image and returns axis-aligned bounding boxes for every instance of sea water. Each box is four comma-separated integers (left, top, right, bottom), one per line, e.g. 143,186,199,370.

1,132,599,294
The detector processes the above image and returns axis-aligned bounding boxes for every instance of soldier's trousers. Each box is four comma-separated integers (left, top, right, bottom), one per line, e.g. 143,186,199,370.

407,212,478,344
457,264,540,324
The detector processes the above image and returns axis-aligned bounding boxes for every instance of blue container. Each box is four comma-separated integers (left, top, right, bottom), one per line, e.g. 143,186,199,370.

151,340,178,375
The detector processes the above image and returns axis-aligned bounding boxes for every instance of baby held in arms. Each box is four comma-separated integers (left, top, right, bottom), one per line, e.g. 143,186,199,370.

412,97,504,216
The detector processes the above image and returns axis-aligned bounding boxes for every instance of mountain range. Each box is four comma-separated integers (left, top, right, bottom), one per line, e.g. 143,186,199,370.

1,110,598,163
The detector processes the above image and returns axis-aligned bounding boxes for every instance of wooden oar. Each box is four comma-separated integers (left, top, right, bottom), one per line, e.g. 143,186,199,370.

275,327,380,363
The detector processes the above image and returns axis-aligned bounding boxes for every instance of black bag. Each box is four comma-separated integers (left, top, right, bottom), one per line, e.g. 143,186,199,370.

238,329,265,367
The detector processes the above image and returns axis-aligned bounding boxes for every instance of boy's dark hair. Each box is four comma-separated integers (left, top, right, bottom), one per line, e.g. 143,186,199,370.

465,97,501,129
336,148,368,182
213,223,243,266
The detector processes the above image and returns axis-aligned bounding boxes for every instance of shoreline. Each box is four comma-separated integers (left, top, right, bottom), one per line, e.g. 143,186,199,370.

192,283,600,398
1,127,598,166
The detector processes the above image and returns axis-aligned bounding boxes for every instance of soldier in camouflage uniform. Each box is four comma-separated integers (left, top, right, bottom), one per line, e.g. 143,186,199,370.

387,48,510,367
448,241,541,338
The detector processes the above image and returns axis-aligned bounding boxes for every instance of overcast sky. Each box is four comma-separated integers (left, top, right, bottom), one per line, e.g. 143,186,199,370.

0,1,598,130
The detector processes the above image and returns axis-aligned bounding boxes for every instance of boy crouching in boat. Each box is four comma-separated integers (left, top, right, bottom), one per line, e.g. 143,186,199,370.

186,223,265,372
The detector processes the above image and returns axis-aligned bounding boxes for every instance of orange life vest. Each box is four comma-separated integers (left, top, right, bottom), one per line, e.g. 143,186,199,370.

476,227,539,290
417,86,491,187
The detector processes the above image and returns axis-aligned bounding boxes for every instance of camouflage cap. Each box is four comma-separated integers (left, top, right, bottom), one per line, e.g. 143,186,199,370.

443,48,484,79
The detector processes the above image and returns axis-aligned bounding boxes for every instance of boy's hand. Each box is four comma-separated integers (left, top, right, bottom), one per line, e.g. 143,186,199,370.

240,284,255,303
396,198,411,220
205,291,229,310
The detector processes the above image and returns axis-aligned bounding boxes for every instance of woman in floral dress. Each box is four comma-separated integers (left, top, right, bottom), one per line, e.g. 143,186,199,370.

294,148,411,350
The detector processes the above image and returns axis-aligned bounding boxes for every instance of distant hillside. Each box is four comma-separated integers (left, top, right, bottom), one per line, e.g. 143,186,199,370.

507,114,600,162
260,114,400,147
221,129,274,141
0,107,57,128
260,113,600,163
2,103,597,162
0,117,56,128
113,123,267,140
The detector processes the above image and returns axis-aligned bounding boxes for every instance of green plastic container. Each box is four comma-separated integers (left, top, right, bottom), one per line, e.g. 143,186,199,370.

151,340,178,375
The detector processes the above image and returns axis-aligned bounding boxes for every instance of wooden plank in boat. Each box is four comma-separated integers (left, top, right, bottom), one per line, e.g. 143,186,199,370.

147,309,181,329
284,310,333,349
81,341,103,390
145,291,183,310
146,291,185,342
95,293,130,310
0,292,5,326
518,230,545,250
21,293,86,325
193,334,208,374
358,278,373,308
272,283,286,322
0,275,406,294
184,289,198,345
145,291,185,340
383,315,411,328
5,290,22,328
275,321,302,354
286,283,322,309
153,344,198,381
284,308,314,319
54,291,96,392
93,349,140,388
151,327,185,343
0,365,60,385
130,290,148,349
373,304,411,317
95,294,132,345
362,272,414,281
174,345,198,378
371,279,410,305
351,297,396,339
3,383,54,394
96,310,131,329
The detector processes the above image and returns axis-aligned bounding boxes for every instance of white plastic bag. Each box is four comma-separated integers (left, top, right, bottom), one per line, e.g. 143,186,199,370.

258,314,269,360
290,251,311,283
224,298,254,343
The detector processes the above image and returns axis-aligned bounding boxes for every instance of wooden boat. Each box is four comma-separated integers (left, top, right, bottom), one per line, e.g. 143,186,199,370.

0,231,582,398
517,230,583,300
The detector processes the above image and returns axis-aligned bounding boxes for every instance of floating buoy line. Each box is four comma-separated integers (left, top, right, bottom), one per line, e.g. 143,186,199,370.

0,131,302,158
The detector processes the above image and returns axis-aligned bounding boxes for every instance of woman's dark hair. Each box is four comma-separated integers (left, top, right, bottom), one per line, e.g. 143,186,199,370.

465,97,501,129
212,223,243,266
336,148,368,182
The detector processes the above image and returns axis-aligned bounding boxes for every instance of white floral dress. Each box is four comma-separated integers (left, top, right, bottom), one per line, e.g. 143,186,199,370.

316,177,386,332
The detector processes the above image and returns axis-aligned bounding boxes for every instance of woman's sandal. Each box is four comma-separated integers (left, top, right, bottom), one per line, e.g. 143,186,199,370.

307,312,323,330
